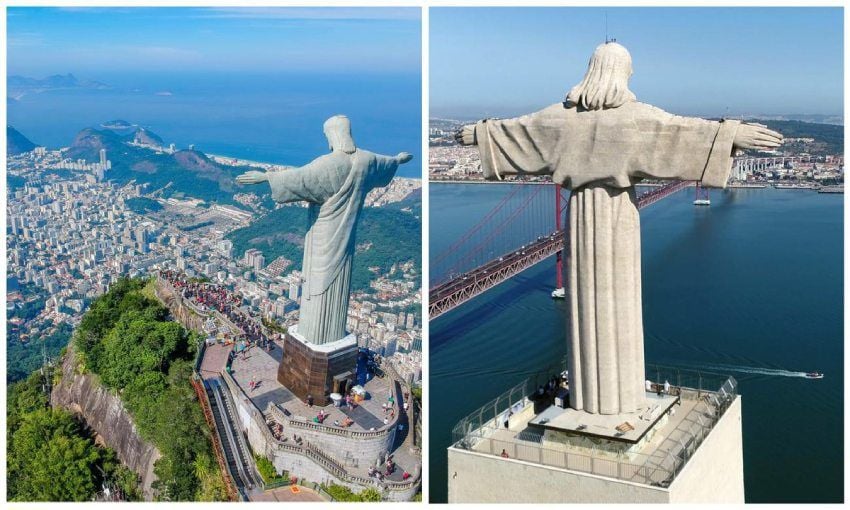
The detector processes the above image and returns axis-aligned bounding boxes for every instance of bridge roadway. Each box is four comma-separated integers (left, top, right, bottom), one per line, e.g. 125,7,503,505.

429,180,693,319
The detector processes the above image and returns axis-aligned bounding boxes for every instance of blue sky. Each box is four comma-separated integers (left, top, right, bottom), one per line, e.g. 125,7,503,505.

7,7,421,76
430,7,843,118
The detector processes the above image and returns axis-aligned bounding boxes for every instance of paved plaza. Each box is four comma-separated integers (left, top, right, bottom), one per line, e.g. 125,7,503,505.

474,391,707,485
199,342,232,380
229,338,420,481
229,338,401,433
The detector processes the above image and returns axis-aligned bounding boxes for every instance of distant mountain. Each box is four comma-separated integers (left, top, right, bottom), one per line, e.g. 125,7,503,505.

133,128,164,146
744,119,843,156
67,127,126,158
172,149,218,172
7,126,37,156
745,114,843,126
65,127,252,204
8,73,109,99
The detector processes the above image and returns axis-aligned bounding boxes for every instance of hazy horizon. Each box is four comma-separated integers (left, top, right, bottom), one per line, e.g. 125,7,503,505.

7,7,423,176
8,7,421,76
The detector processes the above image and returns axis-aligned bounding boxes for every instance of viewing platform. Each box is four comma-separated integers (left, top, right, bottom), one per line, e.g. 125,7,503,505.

223,338,421,500
156,271,420,500
448,366,743,503
229,338,400,435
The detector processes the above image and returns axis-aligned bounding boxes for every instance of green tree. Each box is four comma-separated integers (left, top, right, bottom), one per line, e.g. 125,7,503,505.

7,371,49,435
99,449,142,501
9,277,227,502
358,487,383,502
8,409,102,501
323,484,383,502
98,313,188,389
254,454,285,483
141,361,215,501
194,453,228,501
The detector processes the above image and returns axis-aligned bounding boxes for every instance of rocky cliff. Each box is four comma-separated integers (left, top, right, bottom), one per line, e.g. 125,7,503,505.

154,277,210,332
51,344,161,500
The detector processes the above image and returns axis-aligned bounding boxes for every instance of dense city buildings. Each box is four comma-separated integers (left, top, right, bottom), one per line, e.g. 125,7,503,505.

7,144,423,387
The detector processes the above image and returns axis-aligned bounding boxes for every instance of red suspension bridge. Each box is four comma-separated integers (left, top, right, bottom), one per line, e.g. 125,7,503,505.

429,180,694,319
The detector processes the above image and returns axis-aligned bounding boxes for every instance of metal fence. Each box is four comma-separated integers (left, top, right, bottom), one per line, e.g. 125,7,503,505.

471,436,675,486
452,379,530,447
451,365,738,488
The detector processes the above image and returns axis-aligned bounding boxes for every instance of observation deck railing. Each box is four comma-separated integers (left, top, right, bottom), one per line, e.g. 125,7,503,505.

451,365,737,488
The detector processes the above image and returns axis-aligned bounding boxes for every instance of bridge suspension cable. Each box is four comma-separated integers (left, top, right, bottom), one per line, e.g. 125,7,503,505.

440,184,549,283
431,184,525,268
430,180,692,319
431,184,555,286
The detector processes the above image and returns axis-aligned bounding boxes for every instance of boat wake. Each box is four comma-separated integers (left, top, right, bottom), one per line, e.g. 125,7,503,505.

691,363,809,379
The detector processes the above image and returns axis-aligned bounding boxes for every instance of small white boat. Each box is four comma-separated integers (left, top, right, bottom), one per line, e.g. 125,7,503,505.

693,199,711,206
551,287,565,299
805,372,824,379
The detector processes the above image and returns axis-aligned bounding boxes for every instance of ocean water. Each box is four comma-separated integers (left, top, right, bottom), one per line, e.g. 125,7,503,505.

429,183,843,503
7,72,422,177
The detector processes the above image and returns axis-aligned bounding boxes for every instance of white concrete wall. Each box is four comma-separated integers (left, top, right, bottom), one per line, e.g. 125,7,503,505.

448,448,669,503
668,396,745,503
284,421,393,469
271,451,352,490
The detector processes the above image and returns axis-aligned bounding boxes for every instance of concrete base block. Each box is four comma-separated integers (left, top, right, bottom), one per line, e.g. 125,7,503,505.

448,396,744,503
277,325,358,406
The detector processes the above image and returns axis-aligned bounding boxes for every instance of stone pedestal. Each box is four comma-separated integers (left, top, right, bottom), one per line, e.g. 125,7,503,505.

278,325,358,406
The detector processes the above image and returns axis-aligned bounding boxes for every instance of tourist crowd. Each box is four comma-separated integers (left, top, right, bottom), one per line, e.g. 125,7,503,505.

161,270,270,347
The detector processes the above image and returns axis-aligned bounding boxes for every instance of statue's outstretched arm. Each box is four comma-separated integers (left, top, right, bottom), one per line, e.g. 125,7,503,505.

395,152,414,164
471,111,558,180
238,155,334,204
235,169,268,184
733,123,783,151
265,159,332,204
456,125,478,146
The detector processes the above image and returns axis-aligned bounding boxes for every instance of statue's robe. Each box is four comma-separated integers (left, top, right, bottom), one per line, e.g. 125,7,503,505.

267,149,401,345
475,101,740,414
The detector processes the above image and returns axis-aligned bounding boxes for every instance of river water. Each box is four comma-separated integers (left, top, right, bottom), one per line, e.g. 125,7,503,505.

429,183,843,503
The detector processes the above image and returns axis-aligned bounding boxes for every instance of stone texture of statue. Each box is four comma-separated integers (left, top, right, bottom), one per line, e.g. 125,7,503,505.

458,42,782,415
237,115,413,345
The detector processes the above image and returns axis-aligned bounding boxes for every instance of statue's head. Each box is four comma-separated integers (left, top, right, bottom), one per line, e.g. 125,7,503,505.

323,115,356,154
566,42,636,111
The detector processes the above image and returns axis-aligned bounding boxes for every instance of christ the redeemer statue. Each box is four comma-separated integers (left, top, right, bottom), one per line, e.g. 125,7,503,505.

237,115,412,345
457,42,782,415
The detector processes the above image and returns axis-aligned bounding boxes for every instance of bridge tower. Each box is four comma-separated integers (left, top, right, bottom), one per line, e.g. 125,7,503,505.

555,184,563,289
553,185,569,298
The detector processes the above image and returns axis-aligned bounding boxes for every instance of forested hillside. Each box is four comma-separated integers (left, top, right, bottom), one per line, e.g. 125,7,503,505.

7,278,228,502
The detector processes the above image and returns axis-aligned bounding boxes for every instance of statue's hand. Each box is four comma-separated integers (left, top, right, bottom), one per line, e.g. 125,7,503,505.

454,124,477,146
733,123,784,151
396,152,414,164
235,170,268,185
